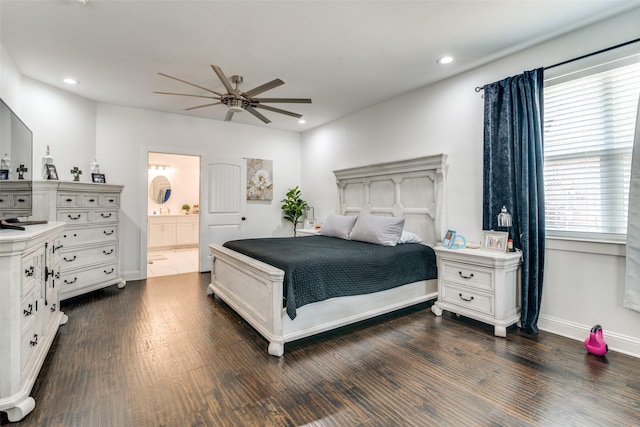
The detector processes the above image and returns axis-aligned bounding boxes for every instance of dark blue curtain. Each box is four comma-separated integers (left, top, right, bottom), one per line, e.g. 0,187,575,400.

482,68,545,334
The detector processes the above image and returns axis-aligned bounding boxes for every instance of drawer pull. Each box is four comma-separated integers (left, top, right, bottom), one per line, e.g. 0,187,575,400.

68,214,81,220
23,304,33,316
104,230,114,236
64,277,78,285
89,198,96,202
66,198,73,202
51,303,57,312
54,244,64,252
458,271,474,280
17,198,26,203
30,334,38,347
104,267,115,274
24,266,34,277
108,199,115,202
64,255,77,262
101,212,112,218
458,293,475,302
56,272,60,279
103,249,114,255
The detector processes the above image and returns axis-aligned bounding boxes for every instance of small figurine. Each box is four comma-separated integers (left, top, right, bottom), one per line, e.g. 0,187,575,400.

16,164,28,180
42,145,54,179
1,153,11,170
90,158,100,173
70,166,82,182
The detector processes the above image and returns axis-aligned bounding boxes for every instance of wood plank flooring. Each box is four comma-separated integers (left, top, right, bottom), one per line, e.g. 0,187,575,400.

3,272,640,426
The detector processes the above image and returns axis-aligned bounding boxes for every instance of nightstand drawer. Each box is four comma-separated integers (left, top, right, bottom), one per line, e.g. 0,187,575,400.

440,260,493,291
441,282,494,317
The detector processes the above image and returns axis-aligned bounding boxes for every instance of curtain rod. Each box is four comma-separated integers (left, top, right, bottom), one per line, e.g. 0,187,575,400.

474,37,640,92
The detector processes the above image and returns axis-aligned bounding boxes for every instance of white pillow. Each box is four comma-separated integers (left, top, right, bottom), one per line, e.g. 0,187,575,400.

349,214,405,246
318,214,358,239
398,230,422,244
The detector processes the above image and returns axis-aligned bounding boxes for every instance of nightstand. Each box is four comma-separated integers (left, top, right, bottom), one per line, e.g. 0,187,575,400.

431,246,522,337
296,228,319,237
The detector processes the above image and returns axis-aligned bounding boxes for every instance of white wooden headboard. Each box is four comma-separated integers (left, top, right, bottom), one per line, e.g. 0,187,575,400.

333,154,448,246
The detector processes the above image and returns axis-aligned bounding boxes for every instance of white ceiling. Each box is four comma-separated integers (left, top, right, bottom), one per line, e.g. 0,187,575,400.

1,0,638,133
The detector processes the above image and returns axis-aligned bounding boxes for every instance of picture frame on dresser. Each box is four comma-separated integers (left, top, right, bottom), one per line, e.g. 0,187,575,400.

481,230,508,253
0,169,8,180
91,173,106,183
45,164,58,180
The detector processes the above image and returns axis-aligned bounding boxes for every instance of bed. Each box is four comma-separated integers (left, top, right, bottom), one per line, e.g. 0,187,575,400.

207,154,448,356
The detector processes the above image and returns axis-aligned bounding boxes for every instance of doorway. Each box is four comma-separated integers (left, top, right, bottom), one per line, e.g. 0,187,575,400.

147,152,200,278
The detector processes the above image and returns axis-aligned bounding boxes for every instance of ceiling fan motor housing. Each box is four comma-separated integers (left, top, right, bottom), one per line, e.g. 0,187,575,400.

223,96,249,113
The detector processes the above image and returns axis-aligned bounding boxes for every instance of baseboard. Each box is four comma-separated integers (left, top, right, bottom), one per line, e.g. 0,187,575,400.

538,314,640,358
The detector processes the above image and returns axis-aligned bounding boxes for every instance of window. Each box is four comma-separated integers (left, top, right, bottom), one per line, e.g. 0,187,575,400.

544,51,640,241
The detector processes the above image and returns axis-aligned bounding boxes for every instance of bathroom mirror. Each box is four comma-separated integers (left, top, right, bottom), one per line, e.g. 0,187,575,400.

149,176,172,204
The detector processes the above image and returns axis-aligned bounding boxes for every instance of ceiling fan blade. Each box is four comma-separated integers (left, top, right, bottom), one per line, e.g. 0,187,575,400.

211,65,234,93
252,98,312,104
252,103,302,118
224,110,235,122
246,106,271,124
153,91,220,100
158,73,223,96
244,79,284,98
184,102,222,111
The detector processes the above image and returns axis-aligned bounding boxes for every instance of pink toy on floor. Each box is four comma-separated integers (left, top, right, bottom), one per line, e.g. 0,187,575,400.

584,324,608,356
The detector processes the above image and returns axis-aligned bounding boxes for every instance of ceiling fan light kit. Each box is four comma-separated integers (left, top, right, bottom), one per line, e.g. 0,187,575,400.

155,65,311,124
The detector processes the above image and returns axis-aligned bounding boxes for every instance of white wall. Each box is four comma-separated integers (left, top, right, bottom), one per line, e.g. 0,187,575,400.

21,78,96,180
301,9,640,356
95,104,302,279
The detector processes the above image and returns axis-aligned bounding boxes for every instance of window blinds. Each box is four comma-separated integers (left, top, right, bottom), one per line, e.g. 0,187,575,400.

544,57,640,240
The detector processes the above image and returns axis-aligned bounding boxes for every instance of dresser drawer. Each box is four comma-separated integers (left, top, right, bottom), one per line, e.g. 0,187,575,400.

93,210,119,223
21,287,38,334
439,260,494,292
0,193,10,208
12,192,31,208
21,249,41,296
61,224,118,246
57,210,90,224
21,310,42,375
60,244,117,269
440,282,494,317
61,262,119,292
80,194,100,207
57,193,80,208
100,194,120,207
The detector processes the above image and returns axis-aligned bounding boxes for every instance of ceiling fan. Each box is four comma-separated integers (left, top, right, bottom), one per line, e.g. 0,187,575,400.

154,65,311,124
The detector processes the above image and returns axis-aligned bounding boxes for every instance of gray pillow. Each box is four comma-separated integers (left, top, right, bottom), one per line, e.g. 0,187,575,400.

349,214,405,246
318,214,358,239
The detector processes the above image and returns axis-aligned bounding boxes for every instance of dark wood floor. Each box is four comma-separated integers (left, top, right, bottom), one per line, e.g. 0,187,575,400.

4,272,640,426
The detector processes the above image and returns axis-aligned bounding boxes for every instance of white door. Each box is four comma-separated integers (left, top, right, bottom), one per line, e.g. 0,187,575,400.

199,157,246,271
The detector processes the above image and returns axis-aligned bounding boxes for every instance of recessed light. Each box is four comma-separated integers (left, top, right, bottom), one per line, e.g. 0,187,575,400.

298,119,306,124
436,56,454,65
63,78,78,85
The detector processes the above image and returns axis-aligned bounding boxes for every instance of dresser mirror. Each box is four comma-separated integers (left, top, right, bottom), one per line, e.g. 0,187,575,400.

149,176,172,204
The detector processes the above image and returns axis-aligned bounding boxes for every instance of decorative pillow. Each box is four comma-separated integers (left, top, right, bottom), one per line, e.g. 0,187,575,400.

398,230,422,244
349,214,405,246
318,214,358,239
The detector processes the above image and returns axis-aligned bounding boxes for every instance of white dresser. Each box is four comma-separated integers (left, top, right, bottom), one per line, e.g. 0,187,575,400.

431,246,522,337
32,181,126,300
0,222,67,422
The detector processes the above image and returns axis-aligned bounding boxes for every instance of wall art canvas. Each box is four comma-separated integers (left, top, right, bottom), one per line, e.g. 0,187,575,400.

247,158,273,200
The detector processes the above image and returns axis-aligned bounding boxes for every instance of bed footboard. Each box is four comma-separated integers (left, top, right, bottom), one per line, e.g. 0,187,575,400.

209,243,437,357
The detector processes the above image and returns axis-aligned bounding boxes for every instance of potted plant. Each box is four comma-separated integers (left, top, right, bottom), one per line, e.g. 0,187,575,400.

281,186,308,236
181,203,190,214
